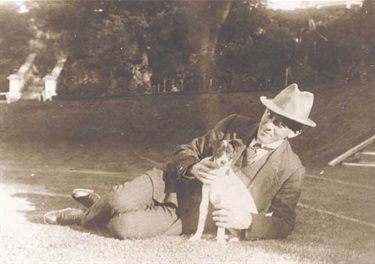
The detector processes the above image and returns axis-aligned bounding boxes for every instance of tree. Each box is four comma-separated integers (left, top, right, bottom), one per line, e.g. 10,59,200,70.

180,0,234,90
216,1,271,90
0,4,35,91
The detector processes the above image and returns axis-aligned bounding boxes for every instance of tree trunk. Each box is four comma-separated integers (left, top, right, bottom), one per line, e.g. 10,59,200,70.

109,70,116,95
183,1,233,90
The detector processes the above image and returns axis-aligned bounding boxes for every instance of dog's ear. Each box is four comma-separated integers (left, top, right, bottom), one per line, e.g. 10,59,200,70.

228,139,241,151
219,141,234,161
225,143,234,157
211,140,222,149
211,140,225,158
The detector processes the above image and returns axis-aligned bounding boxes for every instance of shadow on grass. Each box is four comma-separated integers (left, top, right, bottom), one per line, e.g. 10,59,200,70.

11,192,113,238
7,190,375,263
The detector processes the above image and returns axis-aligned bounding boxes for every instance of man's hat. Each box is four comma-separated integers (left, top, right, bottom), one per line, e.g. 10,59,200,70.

260,83,316,127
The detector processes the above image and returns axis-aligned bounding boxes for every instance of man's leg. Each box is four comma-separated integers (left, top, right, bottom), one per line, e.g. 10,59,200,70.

107,204,182,239
82,173,158,228
44,173,156,227
44,166,183,239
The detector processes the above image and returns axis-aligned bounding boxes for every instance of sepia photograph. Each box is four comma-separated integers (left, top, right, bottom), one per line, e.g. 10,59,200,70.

0,0,374,263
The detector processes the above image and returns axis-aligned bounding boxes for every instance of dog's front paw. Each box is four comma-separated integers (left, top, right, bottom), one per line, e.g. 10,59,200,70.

228,237,240,243
190,234,202,241
216,237,227,244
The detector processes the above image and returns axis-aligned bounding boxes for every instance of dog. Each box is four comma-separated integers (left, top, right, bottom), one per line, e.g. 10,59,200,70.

190,140,258,243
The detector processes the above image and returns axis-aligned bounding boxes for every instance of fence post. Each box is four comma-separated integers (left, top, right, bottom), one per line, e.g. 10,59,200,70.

285,67,293,86
42,57,67,101
285,68,288,86
6,74,22,103
180,79,184,91
43,76,57,101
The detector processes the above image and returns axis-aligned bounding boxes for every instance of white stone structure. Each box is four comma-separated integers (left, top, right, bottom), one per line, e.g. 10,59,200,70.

3,74,23,103
1,53,37,103
42,57,67,101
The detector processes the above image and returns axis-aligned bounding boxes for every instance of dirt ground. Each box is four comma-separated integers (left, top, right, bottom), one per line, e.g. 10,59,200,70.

1,83,374,263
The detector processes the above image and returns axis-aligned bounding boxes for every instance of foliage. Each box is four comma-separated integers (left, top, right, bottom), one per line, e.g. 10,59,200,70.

326,0,375,83
266,1,374,84
0,0,373,96
216,1,300,90
0,5,34,91
26,1,161,95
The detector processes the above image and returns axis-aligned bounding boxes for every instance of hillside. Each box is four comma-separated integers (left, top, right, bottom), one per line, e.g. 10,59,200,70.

1,81,374,170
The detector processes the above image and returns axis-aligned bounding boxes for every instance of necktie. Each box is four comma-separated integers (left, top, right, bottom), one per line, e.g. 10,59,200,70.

242,143,262,167
242,143,274,167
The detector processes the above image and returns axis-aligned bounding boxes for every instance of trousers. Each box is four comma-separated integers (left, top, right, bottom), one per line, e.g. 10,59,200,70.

80,168,216,239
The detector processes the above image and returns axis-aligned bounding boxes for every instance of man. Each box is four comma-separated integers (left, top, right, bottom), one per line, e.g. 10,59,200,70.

44,83,316,240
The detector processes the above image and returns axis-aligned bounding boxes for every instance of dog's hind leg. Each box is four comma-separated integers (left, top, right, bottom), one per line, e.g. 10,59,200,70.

190,185,210,241
216,227,226,243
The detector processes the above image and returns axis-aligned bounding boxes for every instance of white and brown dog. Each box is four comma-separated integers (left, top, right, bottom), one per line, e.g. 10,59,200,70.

190,140,258,243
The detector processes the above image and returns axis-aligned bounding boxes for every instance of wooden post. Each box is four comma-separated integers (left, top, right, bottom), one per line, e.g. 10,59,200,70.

6,74,22,103
163,79,166,93
285,68,289,86
43,76,57,101
328,135,375,166
180,79,184,91
157,83,160,94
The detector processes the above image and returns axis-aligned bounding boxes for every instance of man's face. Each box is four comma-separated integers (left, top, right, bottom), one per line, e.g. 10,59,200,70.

257,109,297,145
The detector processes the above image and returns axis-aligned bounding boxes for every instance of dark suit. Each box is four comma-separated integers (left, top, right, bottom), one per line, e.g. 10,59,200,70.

83,114,305,240
173,114,305,240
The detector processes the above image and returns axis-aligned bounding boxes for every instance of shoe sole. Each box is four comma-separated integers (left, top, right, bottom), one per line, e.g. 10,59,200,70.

44,208,84,225
72,188,94,198
43,210,58,225
71,190,100,208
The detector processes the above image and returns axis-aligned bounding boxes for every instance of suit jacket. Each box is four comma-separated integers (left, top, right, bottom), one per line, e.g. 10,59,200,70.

172,114,306,240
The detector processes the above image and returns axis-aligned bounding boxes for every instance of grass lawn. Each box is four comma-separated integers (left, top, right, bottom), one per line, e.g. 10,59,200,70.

1,82,374,263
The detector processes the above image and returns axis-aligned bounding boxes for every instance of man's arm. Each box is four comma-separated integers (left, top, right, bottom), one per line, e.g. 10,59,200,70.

173,114,238,179
245,166,306,240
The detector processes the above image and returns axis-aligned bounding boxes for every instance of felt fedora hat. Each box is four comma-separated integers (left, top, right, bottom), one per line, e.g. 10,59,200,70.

260,83,316,127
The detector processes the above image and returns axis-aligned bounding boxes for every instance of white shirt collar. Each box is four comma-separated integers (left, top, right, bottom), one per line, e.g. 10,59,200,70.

250,138,284,150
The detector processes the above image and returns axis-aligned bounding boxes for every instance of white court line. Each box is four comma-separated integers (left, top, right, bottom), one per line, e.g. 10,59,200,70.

0,154,156,176
298,203,375,229
3,157,374,229
306,174,375,190
1,167,126,176
9,189,375,229
138,157,375,229
3,164,373,190
137,155,162,166
19,191,71,199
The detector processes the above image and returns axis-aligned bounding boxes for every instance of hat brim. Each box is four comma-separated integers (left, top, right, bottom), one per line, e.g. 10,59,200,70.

260,96,316,127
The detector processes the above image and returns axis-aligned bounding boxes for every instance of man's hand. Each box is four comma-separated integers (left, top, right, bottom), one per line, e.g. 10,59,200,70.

188,157,221,185
212,203,252,230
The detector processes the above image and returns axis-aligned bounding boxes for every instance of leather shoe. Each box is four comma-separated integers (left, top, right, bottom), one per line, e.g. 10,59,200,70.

44,208,85,225
72,188,101,208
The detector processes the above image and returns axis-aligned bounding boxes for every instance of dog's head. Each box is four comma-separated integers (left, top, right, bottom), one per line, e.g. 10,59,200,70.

211,140,235,167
